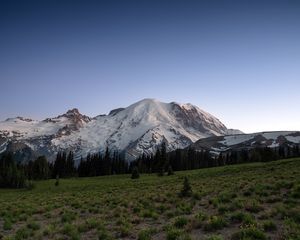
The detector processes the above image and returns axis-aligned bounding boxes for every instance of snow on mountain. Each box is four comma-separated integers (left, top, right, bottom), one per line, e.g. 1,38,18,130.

192,131,300,154
225,129,244,135
0,99,239,161
0,108,90,139
51,99,230,159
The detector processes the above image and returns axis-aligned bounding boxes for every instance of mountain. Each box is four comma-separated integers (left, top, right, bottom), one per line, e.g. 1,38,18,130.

0,98,241,162
191,131,300,154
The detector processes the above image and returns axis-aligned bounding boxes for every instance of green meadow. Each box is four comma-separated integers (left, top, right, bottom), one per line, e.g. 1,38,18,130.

1,158,300,240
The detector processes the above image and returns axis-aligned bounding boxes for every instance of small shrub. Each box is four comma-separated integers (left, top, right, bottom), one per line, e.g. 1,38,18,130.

166,227,191,240
263,220,277,231
61,211,77,223
230,212,254,225
218,205,229,214
209,197,219,207
218,192,235,204
79,218,102,232
177,202,192,214
244,201,264,213
243,190,252,196
86,218,102,230
192,192,201,200
287,209,300,224
231,226,267,240
166,228,182,240
3,219,12,230
142,209,158,220
27,221,40,230
282,218,300,239
98,225,113,240
62,223,79,240
138,228,156,240
43,227,51,236
291,184,300,198
174,216,188,228
119,225,130,237
15,227,34,240
191,212,207,228
206,235,224,240
204,216,227,232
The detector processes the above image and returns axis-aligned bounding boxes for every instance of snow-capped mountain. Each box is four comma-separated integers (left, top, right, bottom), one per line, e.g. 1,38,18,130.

0,98,241,162
191,131,300,154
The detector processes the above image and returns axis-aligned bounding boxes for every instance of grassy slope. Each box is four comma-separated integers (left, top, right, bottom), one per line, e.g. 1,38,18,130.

0,158,300,240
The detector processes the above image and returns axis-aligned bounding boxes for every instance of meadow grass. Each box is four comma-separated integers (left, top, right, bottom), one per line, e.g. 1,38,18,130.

0,158,300,239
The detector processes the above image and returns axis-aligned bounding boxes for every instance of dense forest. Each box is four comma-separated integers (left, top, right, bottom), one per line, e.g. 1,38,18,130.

0,143,300,188
131,143,300,173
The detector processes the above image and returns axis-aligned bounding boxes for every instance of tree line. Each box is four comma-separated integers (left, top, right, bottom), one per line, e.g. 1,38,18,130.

77,147,129,177
130,143,300,174
1,143,299,188
0,148,128,188
131,142,214,174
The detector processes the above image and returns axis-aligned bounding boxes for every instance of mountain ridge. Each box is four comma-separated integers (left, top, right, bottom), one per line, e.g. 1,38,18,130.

0,98,242,161
191,131,300,154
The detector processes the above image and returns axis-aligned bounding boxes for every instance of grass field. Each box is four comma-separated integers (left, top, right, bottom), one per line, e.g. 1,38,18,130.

1,158,300,240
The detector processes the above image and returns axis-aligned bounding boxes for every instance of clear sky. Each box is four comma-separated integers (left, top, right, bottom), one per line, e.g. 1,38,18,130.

0,0,299,133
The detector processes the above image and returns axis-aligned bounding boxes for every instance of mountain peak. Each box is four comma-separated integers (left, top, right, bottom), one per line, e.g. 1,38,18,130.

5,116,34,122
133,98,160,106
109,108,125,116
66,108,80,115
60,108,91,123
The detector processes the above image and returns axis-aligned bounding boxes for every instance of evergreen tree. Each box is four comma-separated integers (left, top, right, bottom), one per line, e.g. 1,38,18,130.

131,166,140,179
167,165,174,176
66,151,76,177
32,156,49,180
103,147,111,175
180,176,192,197
156,142,167,175
55,174,59,186
0,152,26,188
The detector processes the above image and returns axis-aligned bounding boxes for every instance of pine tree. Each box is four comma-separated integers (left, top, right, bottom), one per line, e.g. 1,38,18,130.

55,175,59,186
180,176,192,197
32,156,49,180
156,142,167,175
103,147,111,175
131,166,139,179
167,165,174,176
0,152,27,188
66,151,75,177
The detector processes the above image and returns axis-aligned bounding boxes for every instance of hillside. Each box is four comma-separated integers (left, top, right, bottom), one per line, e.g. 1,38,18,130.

0,158,300,239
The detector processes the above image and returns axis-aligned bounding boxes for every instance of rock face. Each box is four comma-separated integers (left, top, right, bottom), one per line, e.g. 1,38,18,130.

0,99,240,162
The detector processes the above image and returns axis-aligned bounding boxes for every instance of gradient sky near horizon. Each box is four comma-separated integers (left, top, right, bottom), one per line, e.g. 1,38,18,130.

0,0,299,133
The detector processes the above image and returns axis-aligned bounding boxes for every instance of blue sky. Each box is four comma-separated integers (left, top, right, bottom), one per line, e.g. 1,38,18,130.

0,0,299,133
